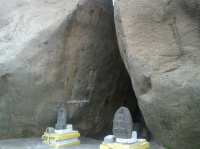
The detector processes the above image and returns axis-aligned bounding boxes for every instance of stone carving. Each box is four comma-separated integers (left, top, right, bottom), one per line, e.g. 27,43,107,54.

55,108,67,130
113,107,133,139
87,70,96,90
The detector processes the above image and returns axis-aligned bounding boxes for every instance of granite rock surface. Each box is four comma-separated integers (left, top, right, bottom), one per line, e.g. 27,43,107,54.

114,0,200,148
0,0,136,139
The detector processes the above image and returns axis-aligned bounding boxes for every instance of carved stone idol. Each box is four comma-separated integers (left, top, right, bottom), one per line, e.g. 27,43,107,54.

87,70,96,90
113,107,133,139
55,108,67,130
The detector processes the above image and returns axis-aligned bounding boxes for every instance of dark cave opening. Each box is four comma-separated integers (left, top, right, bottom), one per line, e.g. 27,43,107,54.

122,73,151,140
89,65,150,140
86,0,150,140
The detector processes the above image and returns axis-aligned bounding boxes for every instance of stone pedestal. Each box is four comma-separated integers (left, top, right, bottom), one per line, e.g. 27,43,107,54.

41,124,80,148
100,139,149,149
102,107,149,149
102,131,149,149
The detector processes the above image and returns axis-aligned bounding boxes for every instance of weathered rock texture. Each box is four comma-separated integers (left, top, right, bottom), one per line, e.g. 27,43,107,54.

114,0,200,148
0,0,136,139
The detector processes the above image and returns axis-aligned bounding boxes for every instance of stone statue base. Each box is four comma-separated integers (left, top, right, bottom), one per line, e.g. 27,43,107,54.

102,131,150,149
55,124,66,130
113,128,127,139
41,124,80,148
100,139,149,149
104,131,137,144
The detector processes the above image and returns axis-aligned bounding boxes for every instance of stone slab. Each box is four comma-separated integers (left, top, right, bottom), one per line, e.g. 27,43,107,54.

55,108,67,130
113,107,133,139
115,137,136,144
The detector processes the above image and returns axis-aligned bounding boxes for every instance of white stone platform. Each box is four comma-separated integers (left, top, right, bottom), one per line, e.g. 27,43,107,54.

104,131,138,144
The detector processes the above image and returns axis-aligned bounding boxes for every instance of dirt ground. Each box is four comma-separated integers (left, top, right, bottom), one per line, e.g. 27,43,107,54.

0,137,165,149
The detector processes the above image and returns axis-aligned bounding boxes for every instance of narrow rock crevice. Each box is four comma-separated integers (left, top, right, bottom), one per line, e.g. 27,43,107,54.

87,0,150,140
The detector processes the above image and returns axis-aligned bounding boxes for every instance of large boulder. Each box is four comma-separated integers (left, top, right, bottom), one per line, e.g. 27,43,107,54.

114,0,200,148
0,0,136,139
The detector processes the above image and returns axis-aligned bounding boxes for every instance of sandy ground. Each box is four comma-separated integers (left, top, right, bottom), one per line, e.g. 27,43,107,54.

0,137,165,149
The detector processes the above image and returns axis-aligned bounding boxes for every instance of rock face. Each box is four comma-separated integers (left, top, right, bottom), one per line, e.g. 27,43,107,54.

0,0,136,139
114,0,200,148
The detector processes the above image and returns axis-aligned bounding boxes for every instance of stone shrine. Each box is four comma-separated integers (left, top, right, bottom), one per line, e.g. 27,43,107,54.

55,108,67,130
113,107,133,139
41,108,80,148
100,107,149,149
